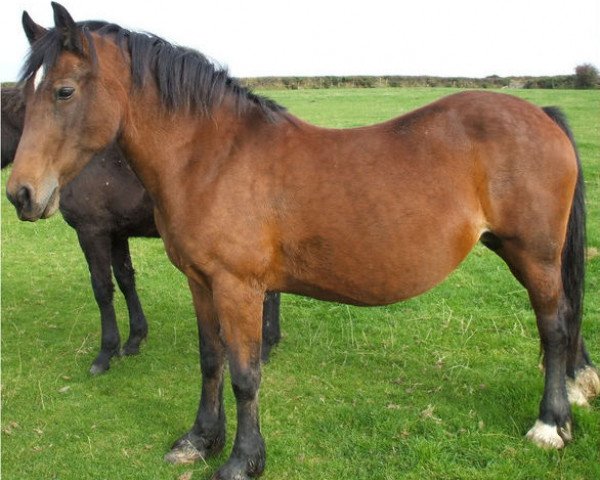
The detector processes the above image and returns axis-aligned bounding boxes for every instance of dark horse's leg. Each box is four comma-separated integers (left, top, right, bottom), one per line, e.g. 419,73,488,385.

111,236,148,356
167,275,266,479
261,292,281,363
76,231,120,375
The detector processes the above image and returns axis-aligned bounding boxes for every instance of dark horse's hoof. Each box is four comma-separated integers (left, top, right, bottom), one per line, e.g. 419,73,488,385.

122,328,148,356
89,348,121,375
89,363,109,375
121,339,143,356
164,431,225,465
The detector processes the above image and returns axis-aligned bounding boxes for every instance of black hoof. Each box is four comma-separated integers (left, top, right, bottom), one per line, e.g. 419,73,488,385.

212,458,264,480
89,362,109,375
121,341,141,356
90,347,121,375
122,331,147,356
211,439,265,479
164,430,225,465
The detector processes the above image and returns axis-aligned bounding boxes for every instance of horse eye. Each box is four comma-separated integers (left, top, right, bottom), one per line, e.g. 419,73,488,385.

56,86,75,100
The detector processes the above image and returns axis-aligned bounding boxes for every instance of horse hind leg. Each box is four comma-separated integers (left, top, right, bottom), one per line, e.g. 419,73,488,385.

488,237,573,448
261,292,281,363
111,236,148,356
528,295,573,448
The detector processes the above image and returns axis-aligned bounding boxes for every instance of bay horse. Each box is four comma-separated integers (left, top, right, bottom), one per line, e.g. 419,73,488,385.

2,86,281,375
6,4,598,478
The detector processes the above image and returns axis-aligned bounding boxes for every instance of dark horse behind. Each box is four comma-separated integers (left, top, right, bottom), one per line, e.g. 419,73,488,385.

1,86,281,374
6,4,599,479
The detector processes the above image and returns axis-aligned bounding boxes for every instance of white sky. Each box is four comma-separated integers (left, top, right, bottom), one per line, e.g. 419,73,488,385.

1,0,598,82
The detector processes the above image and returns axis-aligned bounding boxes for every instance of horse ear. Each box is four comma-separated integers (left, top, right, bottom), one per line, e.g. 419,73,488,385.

22,11,48,44
51,2,82,51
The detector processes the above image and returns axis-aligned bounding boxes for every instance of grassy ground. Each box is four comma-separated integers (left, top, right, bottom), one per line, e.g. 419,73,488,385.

2,87,599,479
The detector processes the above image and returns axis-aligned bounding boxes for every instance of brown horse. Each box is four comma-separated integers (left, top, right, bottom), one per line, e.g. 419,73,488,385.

2,86,281,375
6,4,598,479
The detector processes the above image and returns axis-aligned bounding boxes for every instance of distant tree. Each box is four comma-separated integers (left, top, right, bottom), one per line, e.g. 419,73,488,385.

575,63,599,88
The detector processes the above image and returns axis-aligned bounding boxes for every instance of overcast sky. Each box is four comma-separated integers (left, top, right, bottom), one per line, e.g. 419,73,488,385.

1,0,598,82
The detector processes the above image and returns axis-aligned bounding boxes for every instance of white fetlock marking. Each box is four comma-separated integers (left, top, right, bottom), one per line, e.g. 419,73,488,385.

567,377,590,407
163,440,204,465
526,420,565,449
575,366,600,400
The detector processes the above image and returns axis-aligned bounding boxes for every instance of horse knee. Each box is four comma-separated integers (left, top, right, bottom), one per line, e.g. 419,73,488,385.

90,277,114,307
114,263,136,291
539,321,568,349
200,349,225,380
231,368,261,403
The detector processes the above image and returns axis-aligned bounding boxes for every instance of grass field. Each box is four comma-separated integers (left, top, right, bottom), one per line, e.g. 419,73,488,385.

1,87,599,480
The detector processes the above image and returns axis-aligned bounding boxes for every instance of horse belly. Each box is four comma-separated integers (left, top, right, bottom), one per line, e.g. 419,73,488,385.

280,210,481,306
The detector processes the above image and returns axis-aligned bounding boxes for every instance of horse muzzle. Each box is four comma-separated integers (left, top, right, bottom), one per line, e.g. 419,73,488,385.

6,179,60,222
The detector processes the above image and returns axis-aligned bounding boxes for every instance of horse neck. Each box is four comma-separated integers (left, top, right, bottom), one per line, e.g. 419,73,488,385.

1,89,25,131
117,89,266,206
1,91,25,167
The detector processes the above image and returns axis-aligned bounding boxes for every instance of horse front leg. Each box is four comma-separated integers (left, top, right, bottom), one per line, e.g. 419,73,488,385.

211,274,266,480
165,279,227,464
76,230,121,375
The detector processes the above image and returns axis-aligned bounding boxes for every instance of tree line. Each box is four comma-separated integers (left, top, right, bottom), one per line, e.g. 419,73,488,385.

241,65,598,90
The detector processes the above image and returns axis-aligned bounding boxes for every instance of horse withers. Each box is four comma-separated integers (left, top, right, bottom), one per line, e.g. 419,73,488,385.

2,86,281,374
6,4,598,479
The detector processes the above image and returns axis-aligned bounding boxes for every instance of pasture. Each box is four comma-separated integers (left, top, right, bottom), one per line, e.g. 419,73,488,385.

2,87,599,479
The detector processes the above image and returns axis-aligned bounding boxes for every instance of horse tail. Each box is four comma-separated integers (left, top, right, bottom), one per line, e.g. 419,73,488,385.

543,106,587,372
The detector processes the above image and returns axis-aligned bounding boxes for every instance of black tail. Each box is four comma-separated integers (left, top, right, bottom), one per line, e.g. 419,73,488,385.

543,106,587,373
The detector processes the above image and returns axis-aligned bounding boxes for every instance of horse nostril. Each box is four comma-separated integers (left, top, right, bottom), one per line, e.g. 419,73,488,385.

9,185,33,213
18,185,32,210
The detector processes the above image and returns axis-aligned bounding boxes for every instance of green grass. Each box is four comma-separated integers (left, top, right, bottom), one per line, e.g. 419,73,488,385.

2,88,599,480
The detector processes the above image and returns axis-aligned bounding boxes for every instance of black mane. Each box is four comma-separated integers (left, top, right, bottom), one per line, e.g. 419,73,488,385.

20,21,286,121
